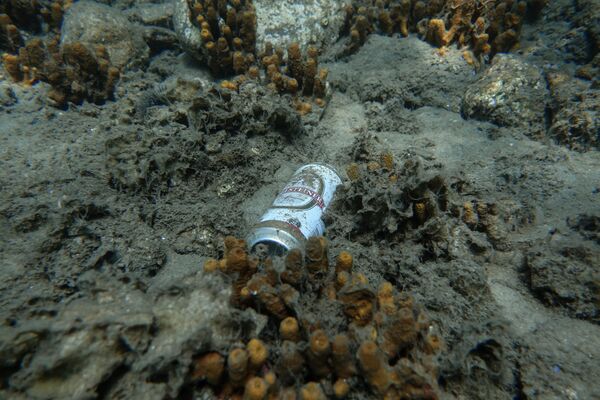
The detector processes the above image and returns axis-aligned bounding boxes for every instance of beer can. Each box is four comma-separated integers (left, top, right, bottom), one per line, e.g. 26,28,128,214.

246,163,342,254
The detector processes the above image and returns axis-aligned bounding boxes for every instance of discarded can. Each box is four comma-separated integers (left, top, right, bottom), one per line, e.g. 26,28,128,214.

246,163,342,254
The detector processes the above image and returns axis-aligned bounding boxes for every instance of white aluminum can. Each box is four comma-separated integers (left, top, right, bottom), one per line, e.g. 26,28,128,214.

246,163,342,253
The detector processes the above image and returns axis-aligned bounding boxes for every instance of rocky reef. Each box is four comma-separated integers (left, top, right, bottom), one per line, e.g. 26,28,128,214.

341,0,546,64
0,0,125,108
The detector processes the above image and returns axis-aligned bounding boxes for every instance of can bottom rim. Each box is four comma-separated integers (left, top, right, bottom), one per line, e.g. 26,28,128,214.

246,226,304,255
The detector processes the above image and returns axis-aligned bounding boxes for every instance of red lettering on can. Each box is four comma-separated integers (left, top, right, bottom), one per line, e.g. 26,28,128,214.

283,186,325,209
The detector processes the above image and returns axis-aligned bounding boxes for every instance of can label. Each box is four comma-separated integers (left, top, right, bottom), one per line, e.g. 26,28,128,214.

247,163,341,251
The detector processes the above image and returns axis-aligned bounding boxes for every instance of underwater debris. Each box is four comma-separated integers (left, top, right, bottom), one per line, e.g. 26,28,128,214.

201,235,443,398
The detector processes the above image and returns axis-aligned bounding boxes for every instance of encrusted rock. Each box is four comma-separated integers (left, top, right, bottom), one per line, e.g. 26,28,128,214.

253,0,348,51
546,71,599,151
526,242,599,323
462,54,548,138
173,0,348,64
61,0,149,70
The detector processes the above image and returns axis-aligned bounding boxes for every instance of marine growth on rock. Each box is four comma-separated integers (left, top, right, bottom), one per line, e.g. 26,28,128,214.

199,236,444,399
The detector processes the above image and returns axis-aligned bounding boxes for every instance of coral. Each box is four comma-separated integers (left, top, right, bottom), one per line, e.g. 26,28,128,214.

305,236,329,277
191,352,225,385
333,379,350,398
357,340,394,395
227,347,249,387
189,0,256,77
331,334,357,379
299,382,327,400
327,136,470,262
548,88,599,151
306,329,332,378
1,0,70,54
244,377,268,400
2,36,119,107
343,0,546,63
0,0,41,33
380,306,418,359
247,338,269,371
277,340,306,385
203,258,219,272
201,236,443,398
281,248,305,288
461,200,509,250
338,280,376,327
186,1,330,115
0,14,23,53
335,251,353,274
279,316,301,342
377,281,396,316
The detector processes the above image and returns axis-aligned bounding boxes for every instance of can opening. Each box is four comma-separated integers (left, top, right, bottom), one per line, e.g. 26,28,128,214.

251,240,290,257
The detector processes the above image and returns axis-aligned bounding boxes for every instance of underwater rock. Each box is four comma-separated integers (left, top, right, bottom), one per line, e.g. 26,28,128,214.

546,71,599,151
253,0,348,51
462,54,547,138
173,0,347,65
61,0,149,70
341,0,545,62
126,2,174,29
526,241,600,323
